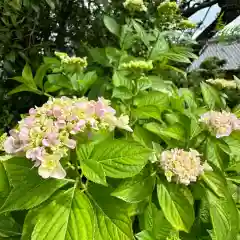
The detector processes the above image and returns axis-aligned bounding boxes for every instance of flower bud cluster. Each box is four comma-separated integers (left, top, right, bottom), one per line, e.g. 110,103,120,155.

55,52,87,69
206,78,238,89
4,97,132,179
160,148,206,185
120,60,153,71
123,0,147,12
200,111,240,138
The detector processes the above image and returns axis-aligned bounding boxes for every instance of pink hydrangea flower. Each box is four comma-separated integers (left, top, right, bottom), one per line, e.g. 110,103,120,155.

3,96,132,179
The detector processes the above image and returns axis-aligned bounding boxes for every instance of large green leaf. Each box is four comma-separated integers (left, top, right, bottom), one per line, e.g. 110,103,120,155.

112,168,156,203
138,203,172,239
0,162,9,205
8,84,41,95
133,92,169,120
200,82,223,109
22,63,35,87
144,122,185,142
0,175,68,213
77,139,151,179
149,36,169,60
88,184,134,240
77,144,107,186
103,15,120,37
47,74,72,89
112,87,133,100
112,71,131,89
206,189,239,240
34,64,50,89
0,215,21,238
201,170,228,198
24,187,95,240
157,180,194,232
79,71,98,93
224,133,240,156
133,125,158,148
205,138,224,170
3,157,38,187
131,19,149,47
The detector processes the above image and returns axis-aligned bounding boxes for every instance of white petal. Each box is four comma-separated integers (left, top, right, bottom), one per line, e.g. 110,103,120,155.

4,137,15,154
38,165,51,179
50,162,66,179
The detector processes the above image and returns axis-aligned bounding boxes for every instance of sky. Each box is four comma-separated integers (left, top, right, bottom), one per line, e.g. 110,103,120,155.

189,3,221,39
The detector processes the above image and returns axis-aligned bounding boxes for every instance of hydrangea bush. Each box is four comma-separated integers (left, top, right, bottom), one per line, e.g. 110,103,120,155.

0,1,239,240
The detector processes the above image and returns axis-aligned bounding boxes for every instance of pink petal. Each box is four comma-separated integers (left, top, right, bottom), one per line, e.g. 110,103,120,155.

65,139,76,149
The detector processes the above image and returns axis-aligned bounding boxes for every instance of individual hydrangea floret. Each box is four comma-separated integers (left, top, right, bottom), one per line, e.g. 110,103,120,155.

199,110,240,138
3,96,132,179
123,0,147,12
55,52,88,69
120,60,153,71
206,78,238,89
160,148,208,185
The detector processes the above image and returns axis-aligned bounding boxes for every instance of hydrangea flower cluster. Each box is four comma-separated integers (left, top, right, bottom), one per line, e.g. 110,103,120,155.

120,60,153,71
123,0,147,12
3,96,132,179
160,148,206,185
206,78,238,89
55,52,87,70
200,111,240,138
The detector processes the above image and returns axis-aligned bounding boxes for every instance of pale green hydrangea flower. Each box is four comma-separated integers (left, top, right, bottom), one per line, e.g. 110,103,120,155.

55,52,87,70
160,148,209,185
120,60,153,71
206,78,238,89
123,0,147,12
200,111,240,138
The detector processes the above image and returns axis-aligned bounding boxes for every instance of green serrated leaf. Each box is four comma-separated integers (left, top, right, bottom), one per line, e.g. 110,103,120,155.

138,202,173,239
144,122,185,142
0,215,21,238
157,180,195,232
132,19,149,47
206,189,239,240
112,168,156,203
79,71,98,93
34,64,50,89
22,63,35,86
200,82,223,109
25,187,95,240
8,84,41,95
0,176,68,213
133,125,157,148
47,74,72,89
78,139,151,179
112,87,133,100
104,15,120,37
149,36,169,60
88,184,134,240
201,170,227,198
77,144,107,186
133,92,169,120
112,71,131,88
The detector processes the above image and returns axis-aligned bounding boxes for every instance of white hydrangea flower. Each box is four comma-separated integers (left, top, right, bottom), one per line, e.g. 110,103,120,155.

160,148,207,185
199,111,240,138
123,0,147,12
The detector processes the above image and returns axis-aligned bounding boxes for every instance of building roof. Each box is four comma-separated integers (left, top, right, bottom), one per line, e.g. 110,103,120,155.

188,15,240,71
